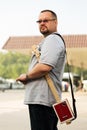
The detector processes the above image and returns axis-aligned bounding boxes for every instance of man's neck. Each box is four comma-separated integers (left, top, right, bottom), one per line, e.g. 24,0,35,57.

43,31,57,37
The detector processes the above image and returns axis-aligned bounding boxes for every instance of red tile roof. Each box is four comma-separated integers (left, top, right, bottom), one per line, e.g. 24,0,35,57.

64,34,87,48
3,35,87,51
3,36,43,49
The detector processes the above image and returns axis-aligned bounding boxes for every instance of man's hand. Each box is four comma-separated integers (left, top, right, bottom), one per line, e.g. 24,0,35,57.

16,74,29,85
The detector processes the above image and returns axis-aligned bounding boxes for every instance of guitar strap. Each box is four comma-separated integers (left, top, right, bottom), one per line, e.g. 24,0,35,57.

54,33,77,120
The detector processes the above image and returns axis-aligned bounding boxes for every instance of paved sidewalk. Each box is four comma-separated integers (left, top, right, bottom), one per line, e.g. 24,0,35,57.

0,90,87,130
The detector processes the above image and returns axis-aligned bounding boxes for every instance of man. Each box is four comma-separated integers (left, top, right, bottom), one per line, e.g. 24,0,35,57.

16,9,66,130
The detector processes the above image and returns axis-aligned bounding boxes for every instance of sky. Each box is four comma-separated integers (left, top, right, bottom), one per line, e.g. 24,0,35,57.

0,0,87,49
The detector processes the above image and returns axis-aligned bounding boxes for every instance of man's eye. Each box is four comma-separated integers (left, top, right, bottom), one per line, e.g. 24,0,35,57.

43,20,48,22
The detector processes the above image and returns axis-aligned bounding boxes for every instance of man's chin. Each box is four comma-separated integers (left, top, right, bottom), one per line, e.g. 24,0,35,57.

40,31,49,35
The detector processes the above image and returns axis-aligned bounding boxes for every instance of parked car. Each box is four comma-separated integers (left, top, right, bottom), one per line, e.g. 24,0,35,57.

0,77,10,91
82,80,87,92
12,81,24,89
62,81,69,92
0,78,25,91
6,79,25,89
62,72,81,92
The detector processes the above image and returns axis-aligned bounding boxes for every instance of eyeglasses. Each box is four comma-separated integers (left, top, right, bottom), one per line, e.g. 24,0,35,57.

36,19,56,24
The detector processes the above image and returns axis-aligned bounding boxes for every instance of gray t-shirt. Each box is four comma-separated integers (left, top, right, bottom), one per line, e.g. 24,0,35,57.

24,33,66,106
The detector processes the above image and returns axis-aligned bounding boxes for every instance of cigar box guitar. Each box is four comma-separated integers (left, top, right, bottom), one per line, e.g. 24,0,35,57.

32,34,77,124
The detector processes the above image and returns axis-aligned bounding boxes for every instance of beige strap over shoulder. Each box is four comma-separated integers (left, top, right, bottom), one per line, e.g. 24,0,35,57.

32,45,61,103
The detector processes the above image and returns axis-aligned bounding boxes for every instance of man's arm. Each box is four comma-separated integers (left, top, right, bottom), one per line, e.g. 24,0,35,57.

16,63,52,83
28,63,52,79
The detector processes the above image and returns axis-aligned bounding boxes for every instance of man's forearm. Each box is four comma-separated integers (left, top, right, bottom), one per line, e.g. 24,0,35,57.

27,63,52,79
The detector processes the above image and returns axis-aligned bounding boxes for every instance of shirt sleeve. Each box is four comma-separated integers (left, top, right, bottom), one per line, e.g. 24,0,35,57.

39,34,65,68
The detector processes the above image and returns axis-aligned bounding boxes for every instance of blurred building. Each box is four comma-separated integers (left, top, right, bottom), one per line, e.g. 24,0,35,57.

2,34,87,69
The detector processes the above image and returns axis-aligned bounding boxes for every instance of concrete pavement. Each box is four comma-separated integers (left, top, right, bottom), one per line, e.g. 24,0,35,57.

0,89,87,130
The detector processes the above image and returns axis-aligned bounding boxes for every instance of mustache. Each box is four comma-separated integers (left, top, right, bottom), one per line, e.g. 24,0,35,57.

40,25,47,28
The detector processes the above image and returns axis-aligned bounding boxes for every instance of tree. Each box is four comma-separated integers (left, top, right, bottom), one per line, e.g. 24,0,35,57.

0,51,87,80
0,51,31,79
